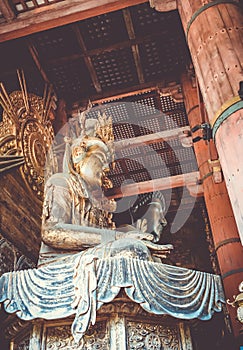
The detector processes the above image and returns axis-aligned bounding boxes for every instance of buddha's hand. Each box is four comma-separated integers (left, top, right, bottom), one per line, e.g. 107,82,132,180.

143,241,174,258
116,230,154,241
136,218,147,233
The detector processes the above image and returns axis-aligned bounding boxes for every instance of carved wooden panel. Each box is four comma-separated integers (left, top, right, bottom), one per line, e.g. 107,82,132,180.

0,237,15,274
127,321,180,350
13,332,30,350
45,321,109,349
0,234,34,275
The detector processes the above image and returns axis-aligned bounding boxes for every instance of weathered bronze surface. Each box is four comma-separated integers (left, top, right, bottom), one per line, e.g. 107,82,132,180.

0,108,225,349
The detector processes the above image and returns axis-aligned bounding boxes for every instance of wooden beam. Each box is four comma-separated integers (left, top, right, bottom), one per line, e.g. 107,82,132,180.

45,32,168,67
72,24,102,94
92,84,156,103
27,38,50,84
0,0,148,42
70,81,165,108
149,0,177,12
123,8,145,84
115,126,191,150
106,171,200,199
0,0,15,22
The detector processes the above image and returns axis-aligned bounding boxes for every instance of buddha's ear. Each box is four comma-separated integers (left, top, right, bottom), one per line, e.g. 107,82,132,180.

161,195,166,213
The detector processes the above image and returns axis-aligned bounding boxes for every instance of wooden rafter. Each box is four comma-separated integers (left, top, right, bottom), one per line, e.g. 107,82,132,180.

108,127,198,198
0,0,148,42
123,8,145,84
114,126,191,150
70,81,165,108
0,0,15,22
27,38,50,84
72,24,102,94
106,171,201,199
45,32,167,67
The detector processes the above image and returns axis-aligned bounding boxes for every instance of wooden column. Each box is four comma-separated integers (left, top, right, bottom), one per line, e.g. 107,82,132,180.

181,72,243,337
177,0,243,244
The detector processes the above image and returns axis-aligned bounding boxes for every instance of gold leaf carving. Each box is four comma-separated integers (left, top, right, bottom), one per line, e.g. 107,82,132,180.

0,75,56,200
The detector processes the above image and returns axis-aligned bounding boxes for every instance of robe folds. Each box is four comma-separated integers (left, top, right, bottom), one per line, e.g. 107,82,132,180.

0,253,225,343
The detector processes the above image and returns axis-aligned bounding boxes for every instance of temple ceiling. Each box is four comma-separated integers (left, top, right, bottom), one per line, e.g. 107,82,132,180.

0,1,190,107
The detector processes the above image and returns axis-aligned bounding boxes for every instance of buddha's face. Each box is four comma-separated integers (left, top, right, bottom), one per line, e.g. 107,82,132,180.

72,139,110,189
143,198,167,242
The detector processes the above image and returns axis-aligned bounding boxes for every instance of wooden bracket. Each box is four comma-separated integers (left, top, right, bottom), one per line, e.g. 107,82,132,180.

208,159,223,184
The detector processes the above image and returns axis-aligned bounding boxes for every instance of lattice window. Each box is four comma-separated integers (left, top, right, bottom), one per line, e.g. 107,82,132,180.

109,174,125,188
47,60,93,99
174,148,196,163
140,40,165,80
130,4,189,81
165,149,178,164
78,12,128,50
113,123,136,140
150,141,168,151
138,36,186,82
108,161,123,175
103,103,130,123
12,0,64,14
92,48,138,89
31,26,80,60
160,95,185,113
168,163,183,176
132,98,158,116
89,103,132,123
138,117,162,135
125,158,145,172
120,146,141,158
181,161,198,174
85,108,100,120
134,153,167,172
150,167,171,179
130,171,151,183
130,3,177,35
100,89,197,191
164,112,188,129
167,138,181,148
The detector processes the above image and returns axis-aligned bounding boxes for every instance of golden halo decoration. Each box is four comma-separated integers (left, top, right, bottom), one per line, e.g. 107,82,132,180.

0,70,56,201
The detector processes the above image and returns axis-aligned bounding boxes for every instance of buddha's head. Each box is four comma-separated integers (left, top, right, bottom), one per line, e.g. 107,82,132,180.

132,193,167,242
64,112,116,217
143,197,167,242
71,136,111,190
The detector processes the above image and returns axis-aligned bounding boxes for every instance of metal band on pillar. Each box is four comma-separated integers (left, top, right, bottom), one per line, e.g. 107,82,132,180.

222,268,243,280
215,237,241,252
211,96,243,139
186,0,241,40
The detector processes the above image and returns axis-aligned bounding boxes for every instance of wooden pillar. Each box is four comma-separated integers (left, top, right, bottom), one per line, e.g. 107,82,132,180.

177,0,243,243
181,72,243,337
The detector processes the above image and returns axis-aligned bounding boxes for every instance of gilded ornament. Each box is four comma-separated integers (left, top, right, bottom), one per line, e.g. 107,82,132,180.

227,281,243,324
0,70,56,199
